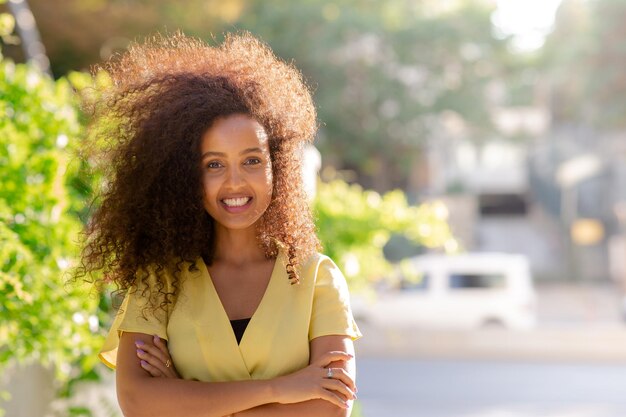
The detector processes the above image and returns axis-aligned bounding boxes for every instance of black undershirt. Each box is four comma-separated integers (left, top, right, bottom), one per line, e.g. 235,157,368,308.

230,318,251,344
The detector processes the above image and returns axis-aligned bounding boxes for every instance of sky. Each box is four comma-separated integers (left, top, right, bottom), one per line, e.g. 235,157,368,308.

492,0,564,51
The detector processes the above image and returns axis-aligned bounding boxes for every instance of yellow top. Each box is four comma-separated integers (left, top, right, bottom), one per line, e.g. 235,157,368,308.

99,250,362,381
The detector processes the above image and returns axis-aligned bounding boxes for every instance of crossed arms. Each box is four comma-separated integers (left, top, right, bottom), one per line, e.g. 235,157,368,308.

115,332,357,417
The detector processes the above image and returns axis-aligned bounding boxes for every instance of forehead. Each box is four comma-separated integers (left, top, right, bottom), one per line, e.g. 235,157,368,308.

200,114,269,153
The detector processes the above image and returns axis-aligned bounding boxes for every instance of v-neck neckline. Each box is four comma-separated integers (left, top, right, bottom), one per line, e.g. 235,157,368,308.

198,250,282,349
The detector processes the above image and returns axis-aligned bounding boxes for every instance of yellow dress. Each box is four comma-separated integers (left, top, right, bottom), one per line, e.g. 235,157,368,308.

99,250,362,381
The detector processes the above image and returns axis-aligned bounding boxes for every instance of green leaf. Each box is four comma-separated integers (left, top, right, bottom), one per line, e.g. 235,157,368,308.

0,14,14,38
0,59,104,416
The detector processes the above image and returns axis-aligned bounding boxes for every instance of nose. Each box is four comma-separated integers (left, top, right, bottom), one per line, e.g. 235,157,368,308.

225,164,245,188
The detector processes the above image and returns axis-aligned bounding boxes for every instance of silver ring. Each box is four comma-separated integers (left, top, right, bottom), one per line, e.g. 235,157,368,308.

326,368,333,378
165,359,171,368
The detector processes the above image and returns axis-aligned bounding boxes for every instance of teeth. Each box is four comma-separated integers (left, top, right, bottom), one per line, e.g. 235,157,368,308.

222,197,251,207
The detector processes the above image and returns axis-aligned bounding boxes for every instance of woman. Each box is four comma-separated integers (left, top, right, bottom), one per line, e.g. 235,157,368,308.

79,32,361,416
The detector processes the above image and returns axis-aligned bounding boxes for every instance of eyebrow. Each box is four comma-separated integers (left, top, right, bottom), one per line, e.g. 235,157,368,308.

201,147,265,159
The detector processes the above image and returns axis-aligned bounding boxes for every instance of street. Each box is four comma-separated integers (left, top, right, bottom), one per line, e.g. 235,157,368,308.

357,357,626,417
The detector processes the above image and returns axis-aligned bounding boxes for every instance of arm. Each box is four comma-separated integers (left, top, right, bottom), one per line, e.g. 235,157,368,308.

117,332,274,417
233,335,357,417
118,332,355,417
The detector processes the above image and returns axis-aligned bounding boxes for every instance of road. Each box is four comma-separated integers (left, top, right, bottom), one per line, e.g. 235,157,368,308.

356,357,626,417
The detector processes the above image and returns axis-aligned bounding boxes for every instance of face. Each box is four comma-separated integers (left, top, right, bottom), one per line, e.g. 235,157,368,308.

200,114,273,233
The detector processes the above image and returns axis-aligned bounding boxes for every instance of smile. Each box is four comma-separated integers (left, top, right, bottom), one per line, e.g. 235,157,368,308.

222,197,252,207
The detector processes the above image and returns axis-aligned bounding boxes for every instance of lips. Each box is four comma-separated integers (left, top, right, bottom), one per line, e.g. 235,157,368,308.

220,196,253,213
222,197,251,207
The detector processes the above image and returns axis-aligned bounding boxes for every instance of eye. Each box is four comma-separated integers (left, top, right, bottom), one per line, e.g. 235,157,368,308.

244,157,261,166
206,161,223,169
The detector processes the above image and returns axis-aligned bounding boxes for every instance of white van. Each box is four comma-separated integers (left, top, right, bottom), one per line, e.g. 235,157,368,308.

363,253,536,330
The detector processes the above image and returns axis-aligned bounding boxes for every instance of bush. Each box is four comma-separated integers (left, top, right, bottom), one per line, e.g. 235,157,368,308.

314,179,456,290
0,58,103,402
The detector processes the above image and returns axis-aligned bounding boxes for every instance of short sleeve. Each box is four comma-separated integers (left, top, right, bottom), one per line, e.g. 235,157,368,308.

99,269,172,369
309,256,362,341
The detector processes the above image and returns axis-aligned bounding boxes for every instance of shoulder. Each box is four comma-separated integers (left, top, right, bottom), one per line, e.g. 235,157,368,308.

297,252,345,286
298,251,332,272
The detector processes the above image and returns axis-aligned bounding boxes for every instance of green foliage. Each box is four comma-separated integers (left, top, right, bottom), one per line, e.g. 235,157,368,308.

235,0,509,190
67,406,93,417
21,0,514,191
0,8,18,61
0,60,102,386
314,179,456,290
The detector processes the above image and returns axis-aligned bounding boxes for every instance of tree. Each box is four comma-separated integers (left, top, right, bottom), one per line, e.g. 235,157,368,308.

314,179,456,291
542,0,626,130
0,48,104,415
540,0,591,126
235,0,512,191
5,0,515,192
584,0,626,129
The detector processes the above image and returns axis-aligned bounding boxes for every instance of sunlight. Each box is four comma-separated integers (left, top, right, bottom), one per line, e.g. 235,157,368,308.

493,0,564,51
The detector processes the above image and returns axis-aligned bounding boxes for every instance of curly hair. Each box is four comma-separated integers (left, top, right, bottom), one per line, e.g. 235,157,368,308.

77,32,320,312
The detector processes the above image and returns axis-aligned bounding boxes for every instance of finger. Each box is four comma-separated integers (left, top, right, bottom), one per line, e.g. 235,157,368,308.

317,387,349,409
324,368,356,392
140,359,164,377
137,346,179,378
322,378,357,400
137,340,169,364
152,336,176,373
153,334,170,356
314,351,354,368
136,348,172,377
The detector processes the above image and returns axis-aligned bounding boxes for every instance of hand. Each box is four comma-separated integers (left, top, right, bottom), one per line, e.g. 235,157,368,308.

135,334,180,378
272,351,357,409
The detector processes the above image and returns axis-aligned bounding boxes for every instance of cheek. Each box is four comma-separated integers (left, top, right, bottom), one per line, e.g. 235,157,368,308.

201,174,217,202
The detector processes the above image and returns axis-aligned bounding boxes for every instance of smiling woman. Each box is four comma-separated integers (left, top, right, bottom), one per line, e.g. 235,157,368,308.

76,32,361,417
200,115,274,231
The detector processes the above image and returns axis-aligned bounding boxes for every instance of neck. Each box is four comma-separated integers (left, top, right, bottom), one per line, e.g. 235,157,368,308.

212,224,266,265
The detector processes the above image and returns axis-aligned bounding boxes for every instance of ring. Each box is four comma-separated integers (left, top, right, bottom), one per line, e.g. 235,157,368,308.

165,359,171,368
326,368,333,378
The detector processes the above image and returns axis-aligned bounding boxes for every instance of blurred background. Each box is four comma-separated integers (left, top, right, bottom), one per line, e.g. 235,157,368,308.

2,0,626,416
